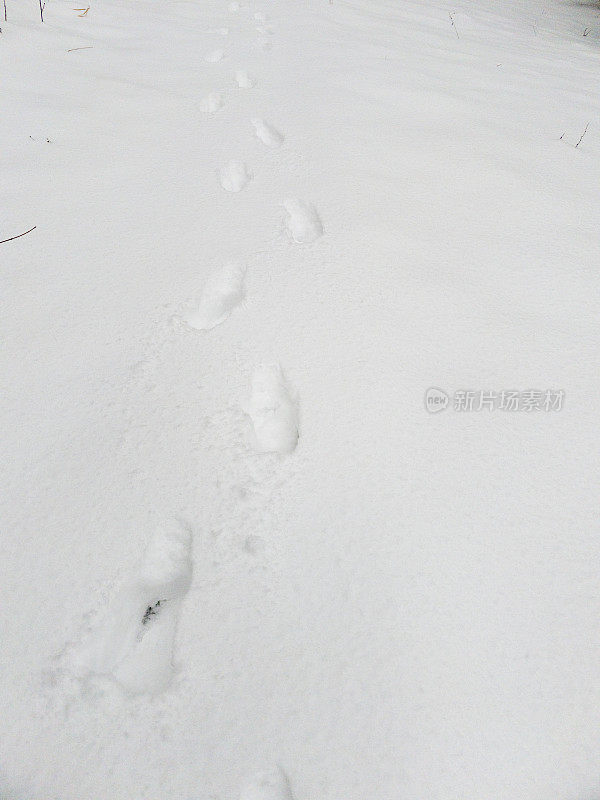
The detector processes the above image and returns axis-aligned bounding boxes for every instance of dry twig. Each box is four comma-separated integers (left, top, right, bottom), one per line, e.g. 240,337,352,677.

0,226,36,245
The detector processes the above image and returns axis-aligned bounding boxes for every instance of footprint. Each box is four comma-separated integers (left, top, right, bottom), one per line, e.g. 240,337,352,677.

72,519,193,695
183,262,246,331
219,160,252,192
253,11,266,22
240,766,296,800
251,118,284,147
229,1,240,10
235,69,254,88
283,199,324,243
255,24,275,35
200,92,224,114
245,365,298,454
205,48,225,63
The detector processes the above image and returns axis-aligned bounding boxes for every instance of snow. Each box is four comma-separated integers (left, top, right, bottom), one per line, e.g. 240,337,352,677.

1,0,600,797
205,47,226,63
66,519,193,695
235,69,254,88
245,364,298,454
282,199,324,244
182,261,246,331
201,91,226,114
251,118,284,148
219,158,253,192
240,767,295,800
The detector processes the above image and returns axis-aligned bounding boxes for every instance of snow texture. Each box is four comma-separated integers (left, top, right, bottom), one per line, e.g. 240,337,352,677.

283,199,323,244
219,160,253,192
183,262,246,331
2,0,600,797
251,119,284,148
71,520,192,694
240,767,295,800
200,92,225,114
245,365,298,454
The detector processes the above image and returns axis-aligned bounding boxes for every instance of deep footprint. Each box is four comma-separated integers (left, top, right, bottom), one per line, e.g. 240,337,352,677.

200,92,225,114
72,519,193,694
240,766,296,800
183,262,246,331
235,69,254,88
245,364,298,454
283,198,323,243
205,48,225,63
219,160,253,192
251,118,284,147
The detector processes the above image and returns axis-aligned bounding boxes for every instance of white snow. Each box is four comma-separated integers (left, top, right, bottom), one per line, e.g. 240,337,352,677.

219,159,253,192
245,364,298,454
200,92,225,115
2,0,600,797
240,767,295,800
235,69,254,89
205,48,225,63
251,118,284,148
183,262,246,331
68,519,192,695
283,199,324,244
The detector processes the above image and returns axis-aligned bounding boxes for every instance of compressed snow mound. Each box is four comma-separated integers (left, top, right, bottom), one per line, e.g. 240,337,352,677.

219,160,252,192
205,48,225,63
240,766,295,800
283,198,323,243
235,69,254,88
245,364,298,454
251,118,284,147
183,262,246,331
70,519,193,695
200,92,224,114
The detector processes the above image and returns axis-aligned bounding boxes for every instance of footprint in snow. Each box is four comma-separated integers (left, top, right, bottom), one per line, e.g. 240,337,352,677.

245,364,298,454
240,766,296,800
219,160,252,192
183,262,245,331
200,92,224,114
251,118,284,147
229,1,240,11
283,198,323,243
205,48,225,63
255,24,275,35
235,69,254,88
71,519,193,695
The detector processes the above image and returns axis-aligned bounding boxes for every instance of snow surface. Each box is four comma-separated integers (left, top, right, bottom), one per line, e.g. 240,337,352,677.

240,766,295,800
1,0,600,798
245,364,298,454
182,261,246,331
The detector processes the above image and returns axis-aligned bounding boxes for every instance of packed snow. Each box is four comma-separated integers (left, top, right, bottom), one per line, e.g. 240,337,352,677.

219,159,254,192
182,261,246,331
245,364,298,454
1,0,600,798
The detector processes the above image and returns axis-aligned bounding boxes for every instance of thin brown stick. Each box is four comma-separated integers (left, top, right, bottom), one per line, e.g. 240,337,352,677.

575,121,590,148
39,0,44,22
3,0,7,23
0,225,36,244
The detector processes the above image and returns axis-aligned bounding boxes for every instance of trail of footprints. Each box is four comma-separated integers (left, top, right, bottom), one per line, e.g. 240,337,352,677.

58,4,321,797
